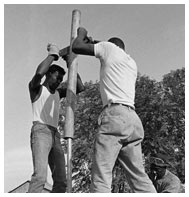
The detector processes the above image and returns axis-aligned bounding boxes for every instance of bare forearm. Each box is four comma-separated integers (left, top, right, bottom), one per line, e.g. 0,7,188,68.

72,37,94,56
72,36,85,54
36,55,55,76
72,27,95,56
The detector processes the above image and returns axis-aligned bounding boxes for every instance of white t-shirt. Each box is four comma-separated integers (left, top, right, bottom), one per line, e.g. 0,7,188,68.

94,41,137,108
32,86,60,128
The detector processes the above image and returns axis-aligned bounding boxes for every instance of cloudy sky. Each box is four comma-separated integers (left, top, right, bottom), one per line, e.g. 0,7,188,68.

3,2,185,193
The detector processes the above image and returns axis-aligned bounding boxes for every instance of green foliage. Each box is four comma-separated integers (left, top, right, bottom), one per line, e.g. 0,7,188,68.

59,68,185,192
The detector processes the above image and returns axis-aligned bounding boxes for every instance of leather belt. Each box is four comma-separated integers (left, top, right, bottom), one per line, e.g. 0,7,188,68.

103,103,135,111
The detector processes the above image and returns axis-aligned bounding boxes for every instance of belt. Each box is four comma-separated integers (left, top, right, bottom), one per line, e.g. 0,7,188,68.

33,121,58,132
103,103,135,111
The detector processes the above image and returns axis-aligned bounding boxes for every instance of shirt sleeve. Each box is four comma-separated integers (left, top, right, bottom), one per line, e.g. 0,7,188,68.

94,41,111,60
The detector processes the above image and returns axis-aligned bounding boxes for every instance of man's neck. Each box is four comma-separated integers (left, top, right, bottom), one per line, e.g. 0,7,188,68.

43,82,55,94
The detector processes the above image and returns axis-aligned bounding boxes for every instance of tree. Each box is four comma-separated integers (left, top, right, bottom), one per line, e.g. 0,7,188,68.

159,68,185,182
135,68,185,183
59,68,185,192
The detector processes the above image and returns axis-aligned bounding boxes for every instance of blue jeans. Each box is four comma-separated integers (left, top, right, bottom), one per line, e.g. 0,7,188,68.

28,122,67,193
90,104,156,193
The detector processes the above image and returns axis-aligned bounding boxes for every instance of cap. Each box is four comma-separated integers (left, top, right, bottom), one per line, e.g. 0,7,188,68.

150,153,170,167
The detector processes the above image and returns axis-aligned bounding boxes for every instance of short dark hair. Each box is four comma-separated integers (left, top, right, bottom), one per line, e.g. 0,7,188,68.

47,64,66,76
108,37,125,50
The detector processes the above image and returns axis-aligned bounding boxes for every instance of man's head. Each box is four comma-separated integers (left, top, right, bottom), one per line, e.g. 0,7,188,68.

46,64,66,91
150,153,170,179
150,163,166,179
108,37,125,50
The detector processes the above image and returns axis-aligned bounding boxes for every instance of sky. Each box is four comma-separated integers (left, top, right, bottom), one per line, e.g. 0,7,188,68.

3,2,186,194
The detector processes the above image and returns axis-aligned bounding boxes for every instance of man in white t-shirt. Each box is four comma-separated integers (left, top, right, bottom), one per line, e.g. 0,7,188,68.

28,44,84,193
72,27,156,193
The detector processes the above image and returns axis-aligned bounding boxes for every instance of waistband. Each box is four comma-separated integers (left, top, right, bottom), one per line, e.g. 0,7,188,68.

103,103,135,111
32,121,58,132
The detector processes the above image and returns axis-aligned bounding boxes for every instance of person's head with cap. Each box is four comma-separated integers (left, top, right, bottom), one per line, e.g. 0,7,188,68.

150,153,170,179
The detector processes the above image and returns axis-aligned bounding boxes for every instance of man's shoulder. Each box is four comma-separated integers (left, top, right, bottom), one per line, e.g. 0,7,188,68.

165,170,180,182
166,170,176,177
29,82,42,93
95,41,113,48
29,84,43,103
95,41,120,55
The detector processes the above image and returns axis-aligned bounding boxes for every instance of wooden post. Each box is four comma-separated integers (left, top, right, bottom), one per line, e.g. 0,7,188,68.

64,9,81,193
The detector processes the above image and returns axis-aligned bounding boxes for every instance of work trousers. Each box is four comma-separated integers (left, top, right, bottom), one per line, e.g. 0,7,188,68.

28,122,67,193
90,104,156,193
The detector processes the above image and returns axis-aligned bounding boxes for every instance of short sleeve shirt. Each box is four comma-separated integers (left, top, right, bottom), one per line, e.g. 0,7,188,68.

94,41,137,107
154,170,181,193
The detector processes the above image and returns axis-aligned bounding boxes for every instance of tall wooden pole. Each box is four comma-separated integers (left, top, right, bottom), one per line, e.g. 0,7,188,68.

64,9,81,193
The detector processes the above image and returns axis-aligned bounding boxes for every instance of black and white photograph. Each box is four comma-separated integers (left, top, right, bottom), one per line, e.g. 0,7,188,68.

3,2,186,194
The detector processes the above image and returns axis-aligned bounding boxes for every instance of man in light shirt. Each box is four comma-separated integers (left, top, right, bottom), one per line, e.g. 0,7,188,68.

28,44,84,193
149,153,182,193
72,27,156,193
